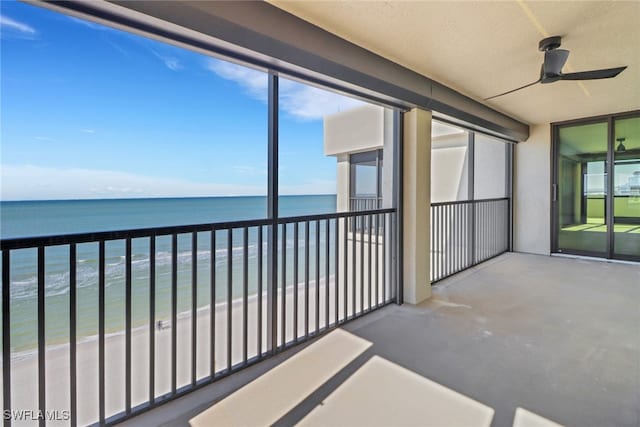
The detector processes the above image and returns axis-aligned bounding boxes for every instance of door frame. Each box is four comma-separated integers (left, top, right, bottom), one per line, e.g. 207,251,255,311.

551,109,640,262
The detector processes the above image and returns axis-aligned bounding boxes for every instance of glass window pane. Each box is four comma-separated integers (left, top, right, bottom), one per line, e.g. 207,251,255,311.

354,162,378,196
277,77,366,216
557,122,608,255
1,2,269,238
613,116,640,257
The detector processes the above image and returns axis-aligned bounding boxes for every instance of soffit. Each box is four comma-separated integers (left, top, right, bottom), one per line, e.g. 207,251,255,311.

269,1,640,126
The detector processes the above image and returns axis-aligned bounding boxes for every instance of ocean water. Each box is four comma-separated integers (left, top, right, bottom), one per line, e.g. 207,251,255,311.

0,195,336,352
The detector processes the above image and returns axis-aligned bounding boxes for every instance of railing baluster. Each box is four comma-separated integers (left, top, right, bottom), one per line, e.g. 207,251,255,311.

149,236,156,403
243,227,249,363
487,203,495,258
445,205,450,278
315,220,320,332
325,219,330,329
2,250,10,427
125,238,132,413
485,202,489,259
453,205,457,274
210,230,216,375
280,224,286,346
226,229,232,371
171,234,178,394
37,247,45,427
304,221,310,338
367,214,372,311
430,207,433,282
483,202,487,261
492,202,496,256
360,214,364,315
343,217,348,322
375,214,379,308
459,204,463,271
485,202,489,260
478,202,483,262
98,240,105,425
257,226,262,357
293,223,298,341
456,204,460,273
69,244,77,427
438,205,442,281
351,216,356,318
334,218,339,326
192,232,198,384
382,213,386,303
451,205,455,274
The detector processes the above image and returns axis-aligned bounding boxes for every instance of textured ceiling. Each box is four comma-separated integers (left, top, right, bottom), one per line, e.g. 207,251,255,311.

269,1,640,126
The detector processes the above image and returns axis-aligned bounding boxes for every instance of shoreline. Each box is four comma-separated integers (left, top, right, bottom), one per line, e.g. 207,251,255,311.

3,275,336,363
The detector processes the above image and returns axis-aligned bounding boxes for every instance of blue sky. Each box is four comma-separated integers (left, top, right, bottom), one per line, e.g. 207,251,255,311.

0,1,362,200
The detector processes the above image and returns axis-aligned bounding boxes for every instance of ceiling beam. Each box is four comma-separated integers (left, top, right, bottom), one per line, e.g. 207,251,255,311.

38,0,529,141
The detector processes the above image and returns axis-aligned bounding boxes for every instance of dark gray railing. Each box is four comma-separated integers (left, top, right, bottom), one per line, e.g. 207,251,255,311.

349,196,382,212
349,197,382,232
430,198,510,283
0,208,396,426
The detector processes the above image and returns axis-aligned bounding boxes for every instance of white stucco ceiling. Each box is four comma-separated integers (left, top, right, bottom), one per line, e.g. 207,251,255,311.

269,1,640,126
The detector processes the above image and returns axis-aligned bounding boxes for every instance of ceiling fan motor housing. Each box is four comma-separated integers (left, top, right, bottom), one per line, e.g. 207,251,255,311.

539,36,562,52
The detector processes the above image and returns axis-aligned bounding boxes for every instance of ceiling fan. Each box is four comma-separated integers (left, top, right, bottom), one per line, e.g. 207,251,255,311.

485,36,627,101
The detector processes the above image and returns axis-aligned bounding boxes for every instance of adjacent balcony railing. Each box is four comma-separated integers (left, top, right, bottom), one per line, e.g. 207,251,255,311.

349,197,382,232
349,196,382,212
430,198,510,282
0,208,397,426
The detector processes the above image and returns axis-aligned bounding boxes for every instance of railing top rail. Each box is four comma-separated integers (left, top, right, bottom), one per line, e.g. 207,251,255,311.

430,197,509,207
0,208,396,250
278,208,394,224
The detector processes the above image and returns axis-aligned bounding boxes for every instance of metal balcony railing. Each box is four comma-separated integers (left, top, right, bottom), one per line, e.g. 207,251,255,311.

349,197,382,233
349,196,382,212
0,208,397,426
430,198,510,282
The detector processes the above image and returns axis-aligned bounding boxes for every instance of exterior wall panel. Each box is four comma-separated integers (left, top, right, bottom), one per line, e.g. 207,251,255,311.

514,123,550,255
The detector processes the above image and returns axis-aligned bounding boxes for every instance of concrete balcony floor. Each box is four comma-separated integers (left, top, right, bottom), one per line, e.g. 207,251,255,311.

123,253,640,427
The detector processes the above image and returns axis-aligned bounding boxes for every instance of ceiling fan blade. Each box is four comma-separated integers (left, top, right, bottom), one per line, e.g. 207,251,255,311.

560,66,627,80
484,79,541,101
544,49,570,75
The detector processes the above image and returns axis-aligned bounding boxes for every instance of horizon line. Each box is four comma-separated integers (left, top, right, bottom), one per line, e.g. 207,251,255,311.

0,193,338,203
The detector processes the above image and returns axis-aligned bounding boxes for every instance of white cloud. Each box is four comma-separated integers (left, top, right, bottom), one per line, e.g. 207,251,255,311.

0,15,36,35
206,59,267,100
151,49,183,71
0,165,266,200
205,58,363,120
35,136,55,142
66,16,113,32
81,129,95,134
0,165,336,200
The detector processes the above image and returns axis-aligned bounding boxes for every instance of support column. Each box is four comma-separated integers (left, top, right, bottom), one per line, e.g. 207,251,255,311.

402,108,431,304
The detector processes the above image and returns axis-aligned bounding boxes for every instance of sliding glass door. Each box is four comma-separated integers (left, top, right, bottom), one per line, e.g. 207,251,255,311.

613,116,640,258
552,112,640,261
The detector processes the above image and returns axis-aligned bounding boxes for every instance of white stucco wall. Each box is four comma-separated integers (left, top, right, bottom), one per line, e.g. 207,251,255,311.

514,123,551,255
382,108,395,208
474,134,507,200
324,104,384,156
336,154,350,212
